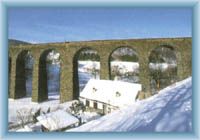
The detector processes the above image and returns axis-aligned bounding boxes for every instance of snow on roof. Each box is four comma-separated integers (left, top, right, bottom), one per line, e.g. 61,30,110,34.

69,77,192,132
37,110,79,131
80,79,142,107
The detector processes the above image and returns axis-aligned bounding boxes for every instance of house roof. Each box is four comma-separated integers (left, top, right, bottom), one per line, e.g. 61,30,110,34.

37,110,79,131
80,79,142,108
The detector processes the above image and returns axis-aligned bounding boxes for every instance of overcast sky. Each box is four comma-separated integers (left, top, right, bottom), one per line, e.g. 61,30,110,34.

8,7,192,43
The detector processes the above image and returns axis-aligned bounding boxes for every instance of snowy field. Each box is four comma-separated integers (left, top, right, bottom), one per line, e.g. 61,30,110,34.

68,77,192,132
9,95,101,131
110,61,139,74
78,61,100,73
78,61,100,92
79,61,176,73
9,77,192,132
8,95,74,129
78,61,140,73
78,61,140,84
149,63,176,71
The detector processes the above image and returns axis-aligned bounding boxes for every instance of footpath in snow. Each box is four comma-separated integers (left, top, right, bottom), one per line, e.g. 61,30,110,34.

68,77,192,132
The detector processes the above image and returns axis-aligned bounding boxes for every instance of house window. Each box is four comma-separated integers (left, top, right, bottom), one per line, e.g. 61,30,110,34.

92,87,97,93
103,104,106,114
107,107,111,114
86,100,89,106
116,91,121,97
94,102,98,109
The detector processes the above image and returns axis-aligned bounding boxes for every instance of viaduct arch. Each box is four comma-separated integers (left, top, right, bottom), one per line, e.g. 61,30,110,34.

9,38,192,103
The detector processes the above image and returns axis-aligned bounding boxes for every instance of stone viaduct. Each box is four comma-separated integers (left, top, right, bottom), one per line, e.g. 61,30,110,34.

9,37,192,103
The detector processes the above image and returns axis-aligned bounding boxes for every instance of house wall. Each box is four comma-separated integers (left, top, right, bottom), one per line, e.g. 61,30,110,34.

80,97,121,114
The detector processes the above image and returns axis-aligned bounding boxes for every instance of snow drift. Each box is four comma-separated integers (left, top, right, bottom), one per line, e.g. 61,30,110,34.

68,77,192,132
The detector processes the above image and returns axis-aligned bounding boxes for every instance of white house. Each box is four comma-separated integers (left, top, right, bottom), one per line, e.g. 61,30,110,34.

79,79,142,114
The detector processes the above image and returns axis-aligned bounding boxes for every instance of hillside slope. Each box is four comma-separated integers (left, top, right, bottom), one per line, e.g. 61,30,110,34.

68,77,192,132
9,39,31,46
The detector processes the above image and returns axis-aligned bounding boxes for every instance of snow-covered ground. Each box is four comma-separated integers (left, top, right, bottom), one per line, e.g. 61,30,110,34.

78,61,140,90
9,95,102,132
78,61,100,92
9,76,192,132
78,61,100,73
68,77,192,132
78,61,139,74
149,63,176,71
80,112,101,123
9,59,190,132
111,61,139,74
8,95,74,127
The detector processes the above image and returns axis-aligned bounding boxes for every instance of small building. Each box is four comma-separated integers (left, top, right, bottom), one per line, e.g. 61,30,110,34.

79,79,142,114
37,110,79,132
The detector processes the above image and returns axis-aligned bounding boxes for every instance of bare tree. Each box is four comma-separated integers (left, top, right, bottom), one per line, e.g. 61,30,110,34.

91,63,99,79
16,108,33,128
111,65,123,80
150,67,163,90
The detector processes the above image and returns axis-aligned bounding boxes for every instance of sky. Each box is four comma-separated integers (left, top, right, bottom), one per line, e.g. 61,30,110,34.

8,7,192,43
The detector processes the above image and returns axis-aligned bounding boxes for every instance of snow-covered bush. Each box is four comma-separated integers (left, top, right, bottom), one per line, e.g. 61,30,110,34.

69,101,86,116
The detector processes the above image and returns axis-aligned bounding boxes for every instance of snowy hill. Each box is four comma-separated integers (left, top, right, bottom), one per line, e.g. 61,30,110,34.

68,77,192,132
9,39,31,46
